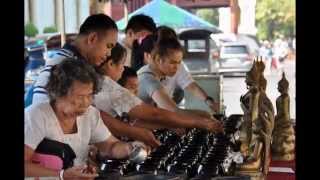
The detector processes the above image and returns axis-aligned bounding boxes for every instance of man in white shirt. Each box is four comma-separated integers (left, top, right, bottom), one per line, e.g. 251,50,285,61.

32,14,118,104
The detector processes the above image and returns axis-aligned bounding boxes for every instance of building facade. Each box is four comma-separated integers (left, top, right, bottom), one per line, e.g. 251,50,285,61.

24,0,256,35
24,0,89,34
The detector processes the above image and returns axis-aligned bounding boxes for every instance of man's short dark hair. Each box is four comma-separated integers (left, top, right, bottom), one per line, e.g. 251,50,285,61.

46,58,102,100
118,66,137,87
79,14,118,35
125,14,156,33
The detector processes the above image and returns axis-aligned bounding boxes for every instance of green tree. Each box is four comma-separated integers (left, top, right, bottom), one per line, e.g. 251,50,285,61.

256,0,295,40
43,26,58,33
25,22,39,37
196,8,219,26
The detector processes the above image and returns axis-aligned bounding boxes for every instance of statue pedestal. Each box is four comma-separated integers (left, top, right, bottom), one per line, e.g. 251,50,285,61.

235,171,265,180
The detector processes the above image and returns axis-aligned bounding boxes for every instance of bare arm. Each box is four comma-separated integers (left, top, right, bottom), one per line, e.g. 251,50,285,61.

185,82,208,101
134,119,167,130
184,109,213,119
128,102,223,133
152,88,212,120
99,111,140,138
185,82,220,112
99,111,160,148
94,135,132,159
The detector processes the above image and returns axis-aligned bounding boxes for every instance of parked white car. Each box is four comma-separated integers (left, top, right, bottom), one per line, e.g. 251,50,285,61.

212,42,254,76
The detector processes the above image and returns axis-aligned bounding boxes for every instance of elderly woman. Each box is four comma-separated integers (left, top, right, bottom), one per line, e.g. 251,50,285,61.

24,58,146,179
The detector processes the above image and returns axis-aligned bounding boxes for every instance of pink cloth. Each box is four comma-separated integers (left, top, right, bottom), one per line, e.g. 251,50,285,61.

32,153,63,170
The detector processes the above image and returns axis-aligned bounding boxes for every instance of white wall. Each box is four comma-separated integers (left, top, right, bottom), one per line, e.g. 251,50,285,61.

238,0,257,35
219,0,257,35
218,0,257,35
219,7,231,33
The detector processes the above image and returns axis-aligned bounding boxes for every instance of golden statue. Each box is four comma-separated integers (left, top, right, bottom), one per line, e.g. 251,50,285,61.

239,60,260,157
237,58,275,178
271,72,295,161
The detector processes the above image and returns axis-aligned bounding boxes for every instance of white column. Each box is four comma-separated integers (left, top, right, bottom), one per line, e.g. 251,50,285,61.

55,0,66,45
55,0,63,32
238,0,257,35
25,0,29,24
79,0,90,28
219,7,231,33
76,0,80,30
31,0,55,34
29,0,37,25
124,1,129,25
64,0,77,33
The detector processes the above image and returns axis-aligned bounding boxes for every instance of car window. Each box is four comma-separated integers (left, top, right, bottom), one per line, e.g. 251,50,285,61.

187,40,206,52
222,45,248,54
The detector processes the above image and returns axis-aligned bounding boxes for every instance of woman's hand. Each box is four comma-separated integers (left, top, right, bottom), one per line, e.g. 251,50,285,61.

208,101,220,113
87,145,99,167
130,141,152,155
202,118,224,133
63,165,98,180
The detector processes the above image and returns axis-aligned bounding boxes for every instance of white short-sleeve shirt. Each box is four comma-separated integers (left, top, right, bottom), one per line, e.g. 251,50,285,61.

93,76,143,117
137,63,194,105
138,62,194,102
24,102,111,166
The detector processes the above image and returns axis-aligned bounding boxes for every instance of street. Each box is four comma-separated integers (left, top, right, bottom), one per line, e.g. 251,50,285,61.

222,60,296,121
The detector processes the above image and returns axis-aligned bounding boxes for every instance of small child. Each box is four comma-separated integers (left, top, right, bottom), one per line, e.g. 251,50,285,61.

117,66,144,131
118,66,139,96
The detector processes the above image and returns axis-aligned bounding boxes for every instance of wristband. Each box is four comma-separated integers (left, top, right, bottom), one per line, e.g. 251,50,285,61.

59,169,64,180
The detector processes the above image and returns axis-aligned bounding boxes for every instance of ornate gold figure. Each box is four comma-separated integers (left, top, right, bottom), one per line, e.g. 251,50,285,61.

238,58,275,177
239,60,260,157
271,72,295,161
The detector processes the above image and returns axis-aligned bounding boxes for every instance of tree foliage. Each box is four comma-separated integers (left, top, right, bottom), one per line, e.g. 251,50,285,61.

256,0,295,40
25,22,39,37
43,26,58,33
196,8,219,26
